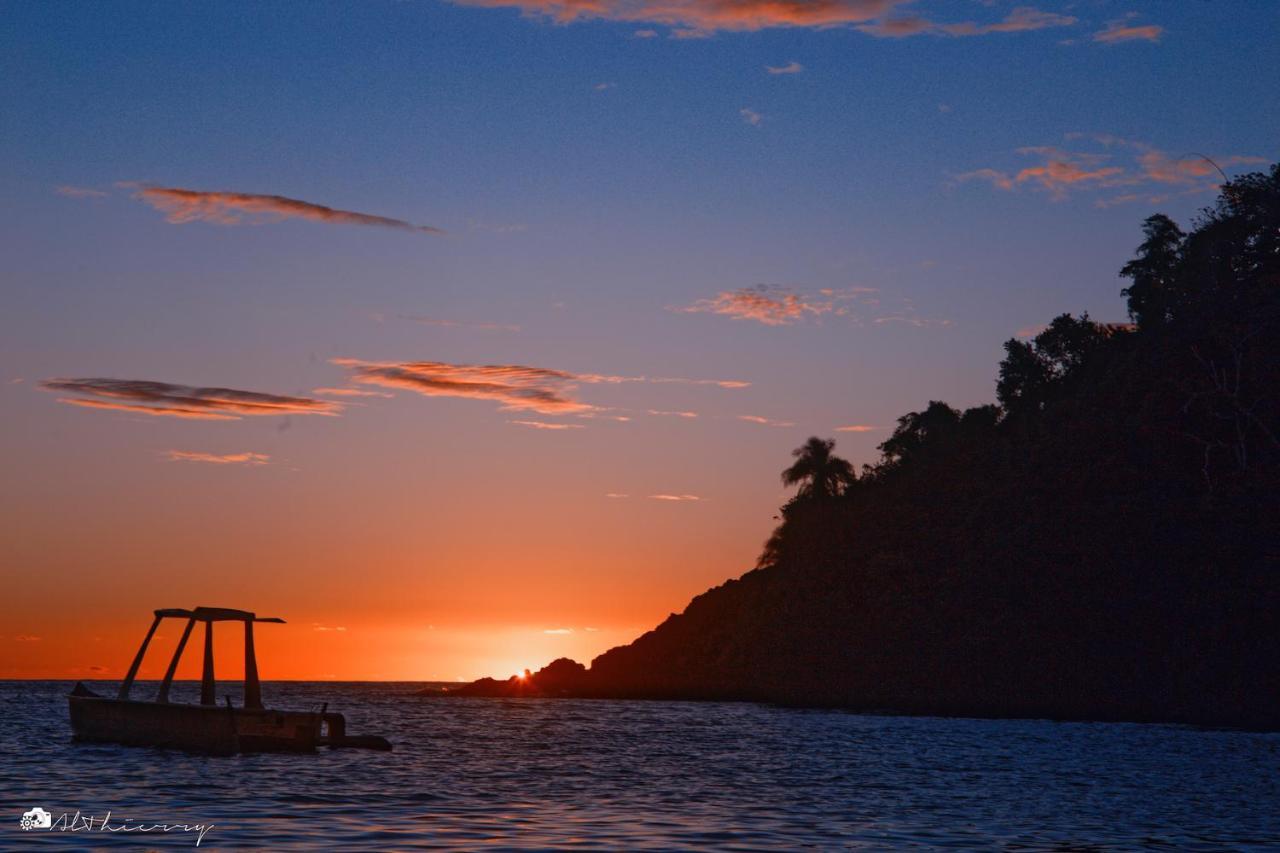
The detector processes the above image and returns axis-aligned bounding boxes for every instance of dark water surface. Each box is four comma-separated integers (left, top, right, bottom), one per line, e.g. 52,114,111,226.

1,681,1277,849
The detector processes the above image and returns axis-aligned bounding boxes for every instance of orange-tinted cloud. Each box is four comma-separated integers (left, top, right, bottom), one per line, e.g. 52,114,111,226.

165,450,270,465
642,376,749,389
648,409,699,418
131,186,443,234
677,285,899,327
459,0,906,34
649,493,703,501
835,424,878,432
953,167,1014,191
1014,161,1125,196
510,419,586,430
335,359,593,414
957,136,1264,204
859,6,1075,38
456,0,1078,39
334,358,747,416
739,414,796,427
1135,149,1264,186
1093,15,1163,44
676,285,825,325
41,378,340,420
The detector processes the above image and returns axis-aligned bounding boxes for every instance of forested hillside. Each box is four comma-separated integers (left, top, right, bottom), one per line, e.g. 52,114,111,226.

461,168,1280,728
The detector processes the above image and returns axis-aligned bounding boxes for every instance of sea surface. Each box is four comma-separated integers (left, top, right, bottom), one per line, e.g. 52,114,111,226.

1,681,1277,850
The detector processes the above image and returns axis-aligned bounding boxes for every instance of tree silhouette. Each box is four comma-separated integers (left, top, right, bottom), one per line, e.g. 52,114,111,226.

782,437,856,500
878,401,962,464
1121,214,1185,328
996,314,1107,414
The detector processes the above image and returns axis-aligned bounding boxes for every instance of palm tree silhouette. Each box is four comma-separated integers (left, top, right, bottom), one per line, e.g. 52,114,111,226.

782,437,856,500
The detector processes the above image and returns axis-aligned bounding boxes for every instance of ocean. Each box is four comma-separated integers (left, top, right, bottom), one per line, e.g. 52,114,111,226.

2,681,1277,849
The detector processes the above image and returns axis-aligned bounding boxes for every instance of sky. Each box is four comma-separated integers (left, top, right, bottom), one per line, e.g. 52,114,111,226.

1,0,1276,681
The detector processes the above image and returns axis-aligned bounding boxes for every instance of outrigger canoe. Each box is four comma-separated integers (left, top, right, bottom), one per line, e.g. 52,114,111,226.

68,606,391,755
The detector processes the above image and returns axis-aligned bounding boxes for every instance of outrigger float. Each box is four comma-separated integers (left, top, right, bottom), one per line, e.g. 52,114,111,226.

68,607,391,755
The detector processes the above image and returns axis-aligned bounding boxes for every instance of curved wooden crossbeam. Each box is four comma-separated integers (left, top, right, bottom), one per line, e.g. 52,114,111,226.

118,607,286,707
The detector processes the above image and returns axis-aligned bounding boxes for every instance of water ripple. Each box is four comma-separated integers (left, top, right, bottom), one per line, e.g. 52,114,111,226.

1,682,1277,849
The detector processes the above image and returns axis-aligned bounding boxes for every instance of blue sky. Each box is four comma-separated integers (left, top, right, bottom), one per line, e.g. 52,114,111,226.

1,0,1277,677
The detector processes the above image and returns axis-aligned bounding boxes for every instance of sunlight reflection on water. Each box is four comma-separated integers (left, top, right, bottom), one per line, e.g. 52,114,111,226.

1,681,1277,849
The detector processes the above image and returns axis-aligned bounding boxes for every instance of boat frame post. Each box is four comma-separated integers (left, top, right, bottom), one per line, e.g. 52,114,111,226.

200,619,216,706
157,616,196,703
118,612,162,700
244,619,263,710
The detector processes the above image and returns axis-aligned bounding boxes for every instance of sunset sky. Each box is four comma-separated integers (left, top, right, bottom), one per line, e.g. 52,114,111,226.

2,1,1276,681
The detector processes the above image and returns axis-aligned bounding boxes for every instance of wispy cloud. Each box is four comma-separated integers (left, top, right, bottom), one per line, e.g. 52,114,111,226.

765,61,803,75
466,219,529,234
56,185,107,198
458,0,908,35
956,135,1264,204
41,378,339,421
15,635,42,642
676,286,823,325
165,450,270,465
312,624,348,632
740,107,763,127
398,315,521,332
1093,14,1163,44
333,358,747,417
578,412,631,422
873,314,954,328
605,493,630,498
739,415,796,427
649,494,703,502
835,424,878,432
674,285,881,326
648,409,699,418
128,186,444,234
313,387,395,398
856,6,1075,38
643,376,749,389
454,0,1077,39
510,419,586,430
594,81,616,91
543,628,574,634
335,359,594,415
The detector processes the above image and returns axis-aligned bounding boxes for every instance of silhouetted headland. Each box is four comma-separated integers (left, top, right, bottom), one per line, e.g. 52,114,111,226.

435,169,1280,729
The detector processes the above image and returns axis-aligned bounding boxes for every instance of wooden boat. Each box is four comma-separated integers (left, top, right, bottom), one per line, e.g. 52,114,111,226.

68,606,391,754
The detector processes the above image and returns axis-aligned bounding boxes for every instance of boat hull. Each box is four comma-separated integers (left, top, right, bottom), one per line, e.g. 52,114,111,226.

68,686,321,755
